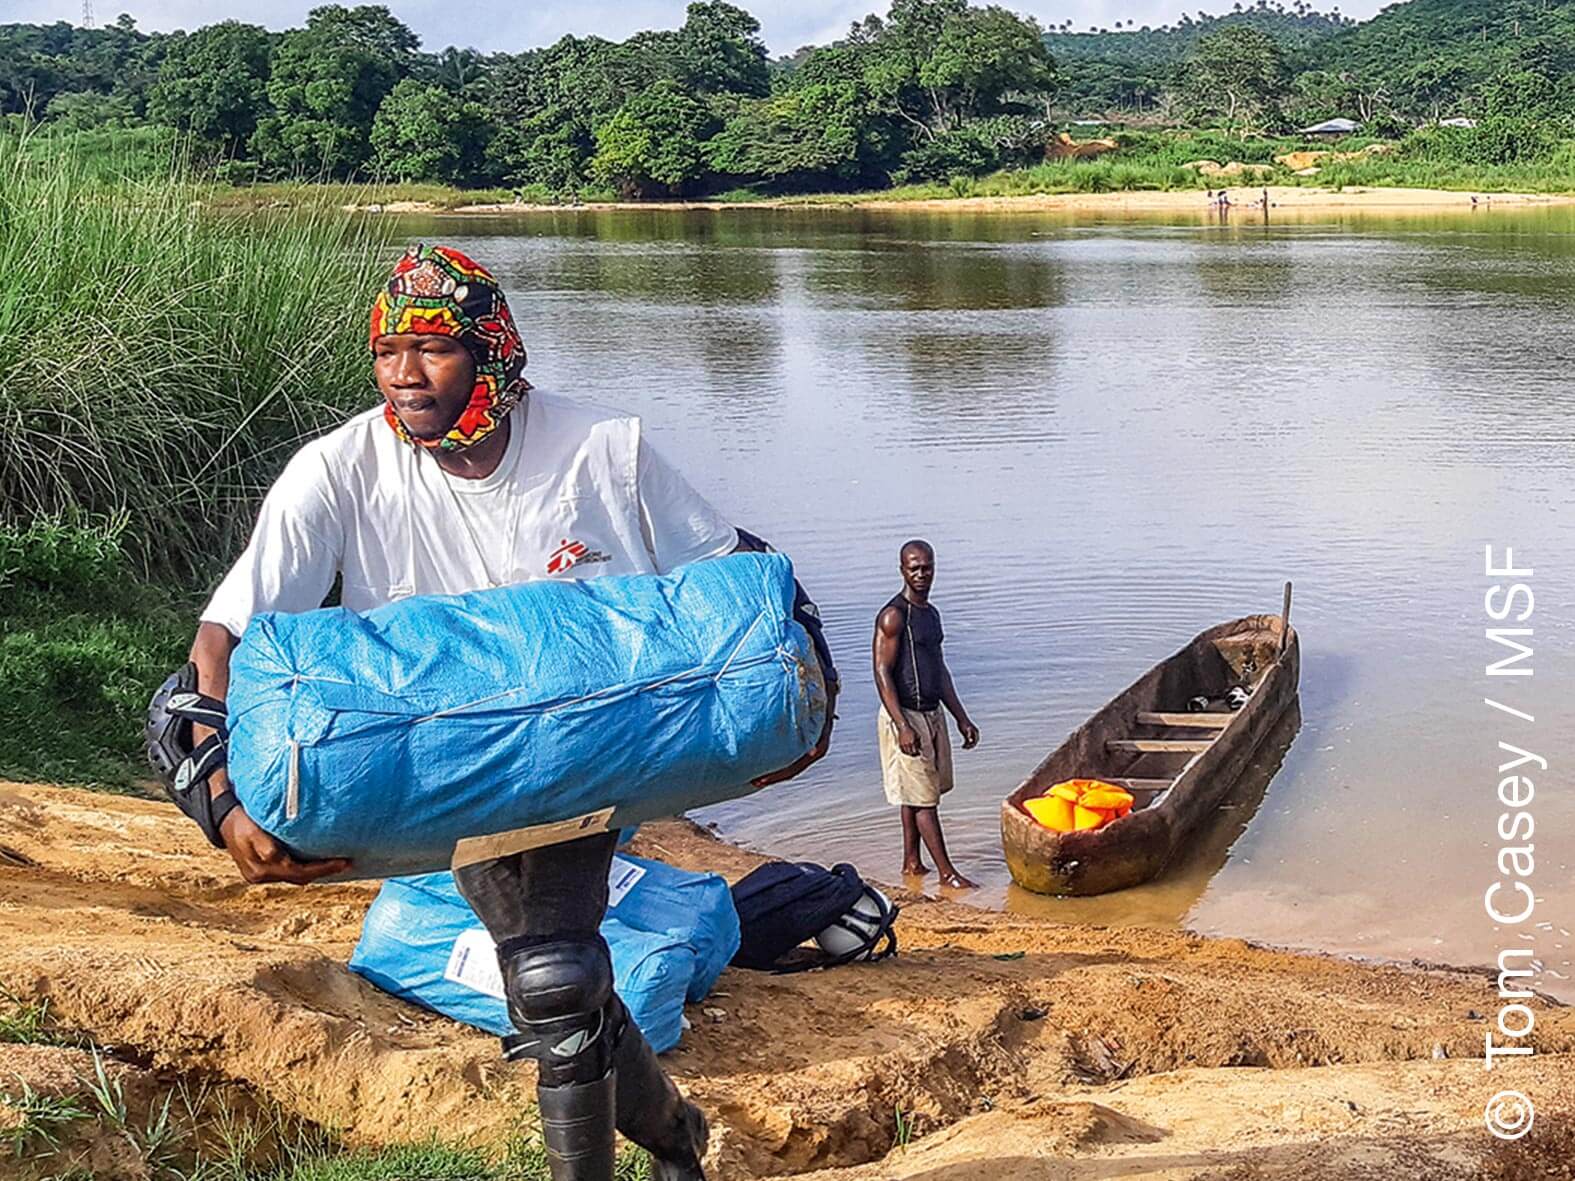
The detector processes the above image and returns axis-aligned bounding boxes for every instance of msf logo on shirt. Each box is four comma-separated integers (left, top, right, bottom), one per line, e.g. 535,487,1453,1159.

547,538,612,576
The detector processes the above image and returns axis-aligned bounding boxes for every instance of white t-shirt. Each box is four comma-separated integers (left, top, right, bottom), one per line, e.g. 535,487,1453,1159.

202,391,738,636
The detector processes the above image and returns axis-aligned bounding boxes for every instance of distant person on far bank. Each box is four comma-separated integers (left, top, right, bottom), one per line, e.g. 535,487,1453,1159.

872,540,979,889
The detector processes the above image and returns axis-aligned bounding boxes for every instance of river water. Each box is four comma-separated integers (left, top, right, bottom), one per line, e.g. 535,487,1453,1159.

418,205,1575,996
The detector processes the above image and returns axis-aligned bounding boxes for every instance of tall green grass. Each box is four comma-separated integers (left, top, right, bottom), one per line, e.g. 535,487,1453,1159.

4,119,180,183
0,137,399,787
0,135,396,582
1309,146,1575,193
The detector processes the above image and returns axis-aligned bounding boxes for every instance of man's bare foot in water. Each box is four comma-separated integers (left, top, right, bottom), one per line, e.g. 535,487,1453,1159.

938,870,977,889
903,861,931,877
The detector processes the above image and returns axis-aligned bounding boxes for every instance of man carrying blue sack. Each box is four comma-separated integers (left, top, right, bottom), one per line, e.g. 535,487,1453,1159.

150,245,838,1181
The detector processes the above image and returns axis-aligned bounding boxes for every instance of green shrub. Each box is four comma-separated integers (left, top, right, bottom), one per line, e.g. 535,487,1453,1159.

1403,120,1558,167
0,516,126,596
1470,116,1557,165
513,182,559,203
0,519,193,788
709,185,768,203
895,128,1000,184
1399,124,1474,163
214,158,260,185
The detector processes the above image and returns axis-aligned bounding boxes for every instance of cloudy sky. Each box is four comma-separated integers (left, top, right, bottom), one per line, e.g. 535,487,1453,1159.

14,0,1391,55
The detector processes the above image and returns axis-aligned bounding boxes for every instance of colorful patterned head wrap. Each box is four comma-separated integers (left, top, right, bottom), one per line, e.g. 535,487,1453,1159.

370,244,530,452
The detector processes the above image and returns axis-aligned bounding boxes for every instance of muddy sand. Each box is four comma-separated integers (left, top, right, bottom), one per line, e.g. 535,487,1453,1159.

349,186,1575,219
1,781,1570,1179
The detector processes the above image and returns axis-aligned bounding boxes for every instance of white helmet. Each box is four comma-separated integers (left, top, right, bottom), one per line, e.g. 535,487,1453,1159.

814,886,898,963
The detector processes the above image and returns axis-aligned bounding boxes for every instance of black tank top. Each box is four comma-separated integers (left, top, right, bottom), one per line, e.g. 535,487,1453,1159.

884,592,945,712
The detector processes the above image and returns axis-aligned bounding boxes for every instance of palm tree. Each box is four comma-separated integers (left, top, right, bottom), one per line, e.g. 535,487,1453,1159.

438,46,482,92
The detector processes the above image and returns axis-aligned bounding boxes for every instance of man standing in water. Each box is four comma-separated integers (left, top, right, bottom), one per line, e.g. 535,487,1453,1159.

873,540,978,888
157,245,836,1181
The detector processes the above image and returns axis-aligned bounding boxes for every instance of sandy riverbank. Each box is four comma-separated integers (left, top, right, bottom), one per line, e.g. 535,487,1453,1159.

344,185,1575,219
0,781,1569,1179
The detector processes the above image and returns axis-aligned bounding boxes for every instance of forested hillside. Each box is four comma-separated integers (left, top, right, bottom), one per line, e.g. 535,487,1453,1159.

1048,0,1575,118
1314,0,1575,115
1046,1,1352,65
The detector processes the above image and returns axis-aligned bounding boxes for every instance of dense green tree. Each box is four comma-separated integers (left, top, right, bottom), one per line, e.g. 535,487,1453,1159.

1396,60,1469,121
920,4,1057,121
0,19,162,117
146,22,273,156
1184,25,1289,135
894,113,1043,180
1288,66,1389,123
487,35,662,192
708,79,896,187
762,0,1055,186
370,77,493,182
1482,69,1561,122
249,5,417,176
675,1,770,95
736,38,909,186
1466,57,1567,161
1469,115,1557,163
487,4,768,194
591,80,717,196
860,0,1056,137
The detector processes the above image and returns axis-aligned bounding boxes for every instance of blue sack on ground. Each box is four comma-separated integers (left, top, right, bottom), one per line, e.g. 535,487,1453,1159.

604,852,740,1001
348,854,739,1052
225,553,826,878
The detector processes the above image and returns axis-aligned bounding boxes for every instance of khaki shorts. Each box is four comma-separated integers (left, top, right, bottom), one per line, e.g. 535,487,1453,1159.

879,706,954,807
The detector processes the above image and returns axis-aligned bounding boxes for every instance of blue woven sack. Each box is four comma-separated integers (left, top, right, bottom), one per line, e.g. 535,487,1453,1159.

601,853,740,1001
225,553,826,878
348,854,738,1051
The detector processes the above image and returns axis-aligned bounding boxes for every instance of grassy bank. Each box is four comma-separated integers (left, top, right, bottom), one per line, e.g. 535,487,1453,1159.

836,152,1575,202
776,128,1575,203
204,179,519,212
27,123,1562,216
1,989,652,1181
208,154,1575,215
0,140,400,788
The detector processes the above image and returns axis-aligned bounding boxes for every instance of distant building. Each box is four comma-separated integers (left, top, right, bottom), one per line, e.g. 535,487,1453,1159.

1298,118,1362,138
1440,117,1478,129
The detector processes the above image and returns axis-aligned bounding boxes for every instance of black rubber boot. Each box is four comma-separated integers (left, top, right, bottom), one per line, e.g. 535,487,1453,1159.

536,1072,617,1181
612,1024,709,1180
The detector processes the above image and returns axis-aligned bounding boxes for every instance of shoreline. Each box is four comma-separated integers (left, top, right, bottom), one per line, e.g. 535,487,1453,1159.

343,184,1575,219
2,780,1572,1178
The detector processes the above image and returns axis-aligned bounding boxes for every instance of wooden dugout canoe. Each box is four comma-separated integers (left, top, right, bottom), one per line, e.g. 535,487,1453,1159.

1001,608,1300,896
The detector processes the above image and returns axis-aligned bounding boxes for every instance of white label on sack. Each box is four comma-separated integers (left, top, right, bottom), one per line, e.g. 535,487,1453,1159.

285,741,301,820
444,928,505,999
607,856,647,908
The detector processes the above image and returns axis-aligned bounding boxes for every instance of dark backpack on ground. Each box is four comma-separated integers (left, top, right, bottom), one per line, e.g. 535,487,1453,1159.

730,861,898,973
